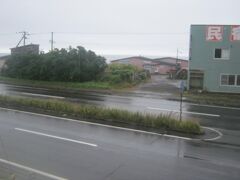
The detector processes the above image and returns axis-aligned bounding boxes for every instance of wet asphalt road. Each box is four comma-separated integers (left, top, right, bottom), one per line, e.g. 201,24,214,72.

0,82,239,142
0,108,239,180
0,81,240,179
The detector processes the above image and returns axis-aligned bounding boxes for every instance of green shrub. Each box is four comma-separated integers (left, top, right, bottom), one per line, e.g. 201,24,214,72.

0,95,202,134
103,64,150,85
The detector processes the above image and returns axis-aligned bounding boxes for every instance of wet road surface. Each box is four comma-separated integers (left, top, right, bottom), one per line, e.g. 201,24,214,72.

0,80,240,179
0,82,239,142
0,108,239,180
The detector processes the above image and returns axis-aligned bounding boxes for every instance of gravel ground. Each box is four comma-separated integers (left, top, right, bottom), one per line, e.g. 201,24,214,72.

135,75,182,98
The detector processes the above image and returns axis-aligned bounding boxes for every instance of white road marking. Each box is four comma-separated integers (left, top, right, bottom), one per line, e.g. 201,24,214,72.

0,107,193,141
20,92,65,99
147,107,220,117
0,158,68,180
202,127,223,141
14,128,98,147
187,103,240,110
1,107,223,142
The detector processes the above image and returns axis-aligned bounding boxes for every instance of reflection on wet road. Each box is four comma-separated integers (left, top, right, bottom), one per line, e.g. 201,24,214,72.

0,83,239,130
0,108,239,179
0,81,240,179
0,82,240,148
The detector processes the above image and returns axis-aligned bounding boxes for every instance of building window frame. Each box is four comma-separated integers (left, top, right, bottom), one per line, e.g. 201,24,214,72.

220,74,240,87
213,48,230,60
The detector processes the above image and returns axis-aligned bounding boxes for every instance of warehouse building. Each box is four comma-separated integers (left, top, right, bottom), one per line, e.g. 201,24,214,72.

111,56,188,75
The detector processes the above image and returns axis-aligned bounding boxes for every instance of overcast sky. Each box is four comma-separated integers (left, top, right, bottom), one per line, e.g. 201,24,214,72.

0,0,239,59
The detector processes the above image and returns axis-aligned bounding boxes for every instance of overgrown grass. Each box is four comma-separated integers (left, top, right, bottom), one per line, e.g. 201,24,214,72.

184,92,240,107
0,76,140,91
0,76,112,90
0,95,202,134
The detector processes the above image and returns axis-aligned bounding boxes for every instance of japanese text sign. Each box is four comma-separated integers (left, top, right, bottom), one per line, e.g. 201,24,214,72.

230,25,240,41
206,26,223,41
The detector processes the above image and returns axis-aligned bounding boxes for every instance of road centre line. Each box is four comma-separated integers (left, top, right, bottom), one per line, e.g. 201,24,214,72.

20,92,65,99
147,107,220,117
0,107,193,141
187,103,240,110
0,158,68,180
14,128,98,147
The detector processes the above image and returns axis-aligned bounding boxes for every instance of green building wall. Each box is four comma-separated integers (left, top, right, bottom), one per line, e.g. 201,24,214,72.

189,25,240,93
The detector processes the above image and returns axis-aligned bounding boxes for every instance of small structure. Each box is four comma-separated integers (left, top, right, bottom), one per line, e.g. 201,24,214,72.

153,57,188,76
11,44,39,56
111,56,152,68
111,56,188,76
188,24,240,93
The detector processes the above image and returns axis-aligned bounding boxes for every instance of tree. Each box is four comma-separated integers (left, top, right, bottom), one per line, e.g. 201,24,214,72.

1,46,107,82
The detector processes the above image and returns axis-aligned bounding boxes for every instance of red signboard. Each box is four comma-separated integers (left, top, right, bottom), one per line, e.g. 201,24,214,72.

230,25,240,41
206,25,223,41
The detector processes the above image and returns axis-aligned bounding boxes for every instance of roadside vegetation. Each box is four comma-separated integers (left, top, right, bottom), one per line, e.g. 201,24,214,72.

184,91,240,107
0,46,150,90
0,95,202,135
0,76,112,90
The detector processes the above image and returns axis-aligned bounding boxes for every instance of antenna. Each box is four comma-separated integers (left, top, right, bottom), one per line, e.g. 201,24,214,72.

16,31,29,47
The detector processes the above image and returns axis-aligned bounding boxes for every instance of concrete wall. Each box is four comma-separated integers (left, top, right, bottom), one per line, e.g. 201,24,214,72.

189,25,240,93
157,64,174,74
179,60,188,70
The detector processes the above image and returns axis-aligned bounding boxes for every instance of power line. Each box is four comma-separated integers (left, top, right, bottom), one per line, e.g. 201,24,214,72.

29,32,51,35
0,33,18,36
54,32,189,35
0,31,190,36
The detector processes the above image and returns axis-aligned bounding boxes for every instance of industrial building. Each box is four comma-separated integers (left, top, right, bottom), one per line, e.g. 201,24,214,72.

111,56,188,75
188,25,240,93
11,44,39,56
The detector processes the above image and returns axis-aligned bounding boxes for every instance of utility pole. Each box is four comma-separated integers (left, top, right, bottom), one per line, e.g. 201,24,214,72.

23,31,26,46
176,48,179,70
16,31,29,47
50,32,55,51
179,80,184,122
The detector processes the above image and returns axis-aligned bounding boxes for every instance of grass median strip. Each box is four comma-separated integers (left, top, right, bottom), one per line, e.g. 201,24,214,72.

184,92,240,108
0,95,202,135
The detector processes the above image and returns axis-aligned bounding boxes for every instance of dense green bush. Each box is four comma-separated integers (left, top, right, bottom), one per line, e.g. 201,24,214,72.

1,46,107,82
102,64,150,84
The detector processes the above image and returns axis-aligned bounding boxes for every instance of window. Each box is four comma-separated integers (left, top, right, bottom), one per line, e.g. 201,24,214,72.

228,75,235,85
237,75,240,86
215,49,222,58
221,74,240,86
214,48,230,59
221,75,228,85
